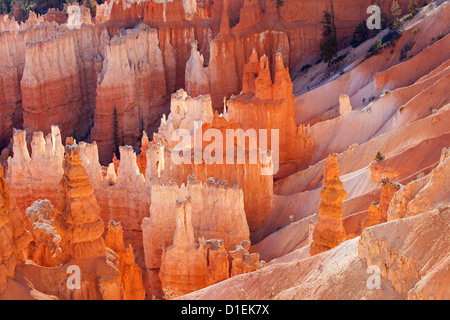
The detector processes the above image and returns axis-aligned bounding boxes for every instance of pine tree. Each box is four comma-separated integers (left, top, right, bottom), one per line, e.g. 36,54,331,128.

377,0,389,29
352,20,370,46
391,0,402,29
408,0,418,15
320,1,338,67
113,105,120,159
0,0,7,14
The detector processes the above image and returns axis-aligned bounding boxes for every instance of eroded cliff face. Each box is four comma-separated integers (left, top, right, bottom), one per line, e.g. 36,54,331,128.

0,0,446,301
24,200,61,267
53,144,107,261
0,0,417,155
105,221,146,300
7,127,64,212
388,147,450,221
359,205,449,299
92,27,169,163
226,51,314,178
148,89,274,234
0,166,32,294
142,175,249,297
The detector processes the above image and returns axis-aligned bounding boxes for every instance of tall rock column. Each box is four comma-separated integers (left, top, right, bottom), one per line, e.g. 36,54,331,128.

159,197,208,299
378,177,401,223
310,154,348,256
53,144,106,260
92,28,168,164
0,166,32,294
205,239,229,286
105,221,146,300
185,40,210,98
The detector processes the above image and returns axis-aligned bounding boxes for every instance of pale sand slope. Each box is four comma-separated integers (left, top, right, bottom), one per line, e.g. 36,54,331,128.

250,3,450,249
181,207,449,300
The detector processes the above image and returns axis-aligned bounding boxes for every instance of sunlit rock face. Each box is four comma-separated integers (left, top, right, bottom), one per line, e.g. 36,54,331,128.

310,154,348,256
142,176,249,298
53,144,107,261
0,0,448,301
0,166,32,294
105,221,146,300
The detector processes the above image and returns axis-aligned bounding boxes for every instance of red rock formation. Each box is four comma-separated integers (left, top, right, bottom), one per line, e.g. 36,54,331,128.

21,32,92,141
105,221,146,300
359,207,449,299
378,177,402,223
53,144,107,260
361,204,379,231
229,240,265,277
7,127,65,213
234,0,262,30
0,24,26,150
24,200,62,267
310,154,348,256
185,40,210,98
0,166,32,294
159,197,235,298
388,147,450,221
136,131,150,175
226,51,313,178
205,239,229,286
43,8,67,24
148,90,274,233
142,175,249,297
159,197,208,298
92,27,168,163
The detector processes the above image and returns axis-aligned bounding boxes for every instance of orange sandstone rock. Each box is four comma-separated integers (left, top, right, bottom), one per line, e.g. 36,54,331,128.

92,27,168,164
142,176,249,298
159,197,208,298
229,240,265,277
205,239,229,286
227,52,313,179
106,221,146,300
378,177,402,223
136,131,150,175
24,200,61,267
388,147,450,221
0,166,32,294
361,204,379,231
310,154,348,256
53,144,106,261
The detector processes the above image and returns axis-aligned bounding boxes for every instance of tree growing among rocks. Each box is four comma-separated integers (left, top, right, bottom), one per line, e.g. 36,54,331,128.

320,1,338,67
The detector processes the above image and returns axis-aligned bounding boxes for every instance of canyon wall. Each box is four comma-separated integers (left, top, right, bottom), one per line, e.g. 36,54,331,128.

92,27,169,163
142,175,249,297
0,166,32,294
0,0,416,155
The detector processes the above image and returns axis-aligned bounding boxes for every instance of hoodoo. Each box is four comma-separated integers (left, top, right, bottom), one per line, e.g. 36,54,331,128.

0,0,448,302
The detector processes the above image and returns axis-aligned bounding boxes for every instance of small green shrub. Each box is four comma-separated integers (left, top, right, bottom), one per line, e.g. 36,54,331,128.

375,151,385,162
408,0,418,15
